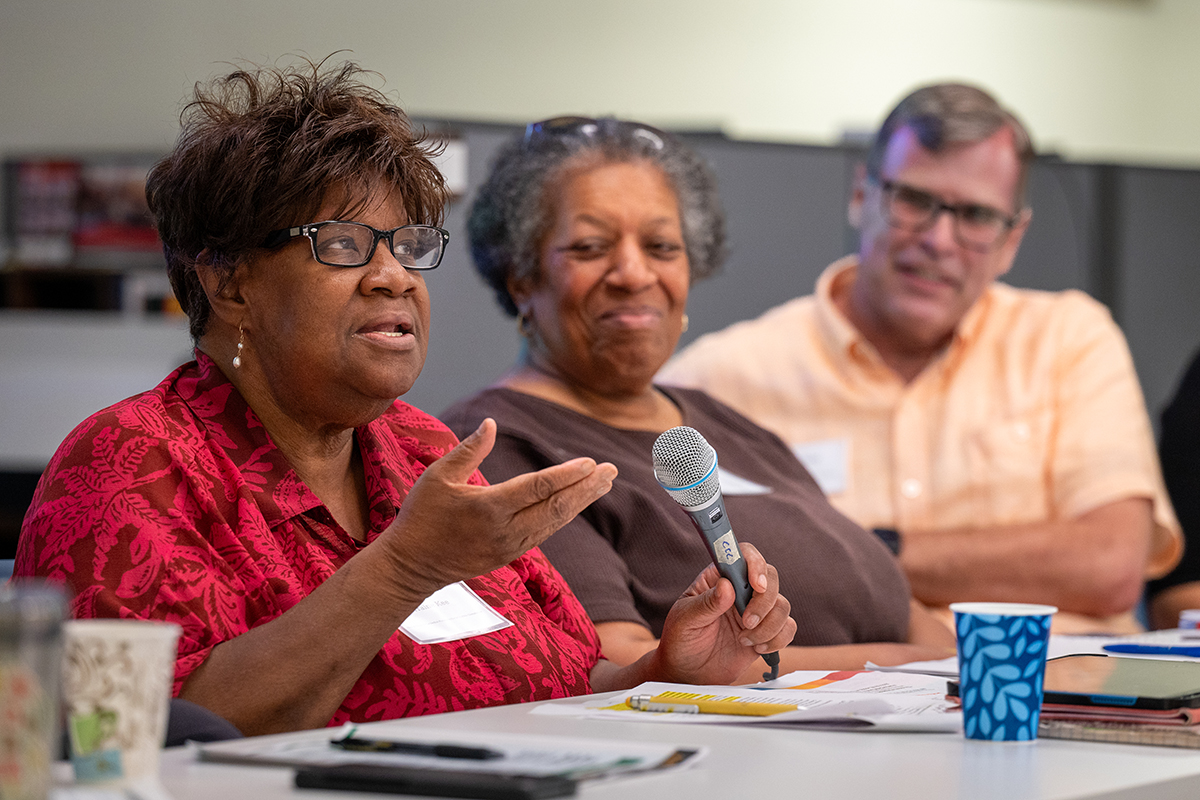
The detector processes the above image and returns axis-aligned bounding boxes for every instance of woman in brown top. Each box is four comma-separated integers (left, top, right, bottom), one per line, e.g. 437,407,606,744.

442,117,953,680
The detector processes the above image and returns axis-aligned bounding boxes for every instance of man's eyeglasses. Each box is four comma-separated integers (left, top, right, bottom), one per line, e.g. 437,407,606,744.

261,221,449,269
878,180,1021,252
522,116,667,151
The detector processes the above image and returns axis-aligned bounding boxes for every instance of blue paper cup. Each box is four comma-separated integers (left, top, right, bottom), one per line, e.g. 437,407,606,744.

951,602,1057,742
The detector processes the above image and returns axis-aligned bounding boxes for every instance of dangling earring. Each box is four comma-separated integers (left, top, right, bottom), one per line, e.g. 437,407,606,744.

232,326,245,369
680,313,690,334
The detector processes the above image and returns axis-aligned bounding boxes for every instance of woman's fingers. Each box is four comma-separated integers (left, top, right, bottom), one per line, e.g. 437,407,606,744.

500,457,615,506
682,544,793,652
667,578,736,634
388,434,616,587
426,418,498,484
741,594,795,652
420,420,615,543
738,542,780,630
740,542,771,593
505,461,617,542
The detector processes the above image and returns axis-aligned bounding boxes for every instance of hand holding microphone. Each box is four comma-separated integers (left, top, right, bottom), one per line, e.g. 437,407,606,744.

653,426,785,681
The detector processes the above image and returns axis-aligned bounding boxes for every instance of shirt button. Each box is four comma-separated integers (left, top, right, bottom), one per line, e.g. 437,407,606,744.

901,478,922,499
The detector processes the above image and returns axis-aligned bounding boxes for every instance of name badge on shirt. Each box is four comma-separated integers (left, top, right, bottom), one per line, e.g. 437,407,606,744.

717,467,772,496
399,581,514,645
791,438,849,496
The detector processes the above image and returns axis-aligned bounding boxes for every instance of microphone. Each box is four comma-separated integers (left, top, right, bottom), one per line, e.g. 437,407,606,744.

652,426,780,681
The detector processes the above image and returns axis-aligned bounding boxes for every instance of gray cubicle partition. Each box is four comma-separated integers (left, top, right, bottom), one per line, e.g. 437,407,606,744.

1007,159,1099,298
1115,167,1200,426
674,135,854,349
404,120,1199,426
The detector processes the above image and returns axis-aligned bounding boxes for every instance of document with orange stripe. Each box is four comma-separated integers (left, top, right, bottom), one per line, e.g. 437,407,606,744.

532,671,961,733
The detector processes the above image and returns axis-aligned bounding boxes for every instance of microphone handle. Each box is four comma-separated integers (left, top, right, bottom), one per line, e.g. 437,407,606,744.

684,496,753,611
684,496,780,681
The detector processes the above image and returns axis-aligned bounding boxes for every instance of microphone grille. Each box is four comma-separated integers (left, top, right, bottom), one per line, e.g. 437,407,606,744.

652,426,720,508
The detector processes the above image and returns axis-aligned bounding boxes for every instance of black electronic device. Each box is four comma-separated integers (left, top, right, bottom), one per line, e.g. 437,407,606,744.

294,763,577,799
947,654,1200,711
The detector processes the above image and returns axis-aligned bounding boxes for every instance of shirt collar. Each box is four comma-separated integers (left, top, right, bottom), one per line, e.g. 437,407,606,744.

813,255,885,372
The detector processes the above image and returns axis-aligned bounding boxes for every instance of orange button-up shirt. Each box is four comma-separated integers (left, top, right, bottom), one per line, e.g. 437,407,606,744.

661,257,1181,633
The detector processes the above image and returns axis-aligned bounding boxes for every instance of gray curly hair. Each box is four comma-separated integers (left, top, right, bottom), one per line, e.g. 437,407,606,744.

468,117,727,317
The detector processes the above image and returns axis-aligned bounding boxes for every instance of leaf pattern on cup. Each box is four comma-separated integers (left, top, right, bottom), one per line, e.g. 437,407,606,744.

956,612,1052,742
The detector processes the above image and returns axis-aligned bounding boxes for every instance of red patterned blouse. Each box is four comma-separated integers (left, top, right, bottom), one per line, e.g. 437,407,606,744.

16,353,601,724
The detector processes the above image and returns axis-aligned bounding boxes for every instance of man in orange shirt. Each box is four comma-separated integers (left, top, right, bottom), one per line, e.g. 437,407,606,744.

661,83,1181,633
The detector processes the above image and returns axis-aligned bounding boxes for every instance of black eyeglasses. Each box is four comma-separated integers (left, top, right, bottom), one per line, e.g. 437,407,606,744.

261,221,450,269
878,180,1021,252
522,116,668,151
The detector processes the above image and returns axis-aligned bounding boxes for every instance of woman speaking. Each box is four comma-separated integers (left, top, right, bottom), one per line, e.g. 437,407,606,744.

15,61,793,735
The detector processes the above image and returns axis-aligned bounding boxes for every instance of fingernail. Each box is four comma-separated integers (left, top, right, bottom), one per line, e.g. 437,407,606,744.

740,637,753,647
744,614,760,628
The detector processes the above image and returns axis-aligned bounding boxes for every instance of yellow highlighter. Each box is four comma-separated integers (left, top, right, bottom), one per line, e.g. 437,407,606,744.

628,691,801,717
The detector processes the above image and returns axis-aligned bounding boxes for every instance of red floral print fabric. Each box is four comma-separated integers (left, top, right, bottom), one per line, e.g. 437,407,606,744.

17,353,601,724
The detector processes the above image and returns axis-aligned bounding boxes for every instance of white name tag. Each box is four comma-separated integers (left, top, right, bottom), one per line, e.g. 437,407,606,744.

717,468,772,496
399,581,514,645
791,438,849,496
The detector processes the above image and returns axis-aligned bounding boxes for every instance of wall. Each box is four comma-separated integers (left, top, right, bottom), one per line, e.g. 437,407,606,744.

2,0,1200,166
5,0,1200,451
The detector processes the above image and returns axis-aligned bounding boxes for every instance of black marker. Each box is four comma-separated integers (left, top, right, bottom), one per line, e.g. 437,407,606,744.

332,734,503,761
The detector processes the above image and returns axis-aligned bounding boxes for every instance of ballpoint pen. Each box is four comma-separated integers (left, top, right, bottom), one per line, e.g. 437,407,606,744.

628,692,801,717
1102,644,1200,657
331,733,503,760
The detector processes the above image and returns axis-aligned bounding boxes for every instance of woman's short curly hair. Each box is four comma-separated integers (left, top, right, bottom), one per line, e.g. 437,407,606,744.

146,58,448,340
468,117,727,317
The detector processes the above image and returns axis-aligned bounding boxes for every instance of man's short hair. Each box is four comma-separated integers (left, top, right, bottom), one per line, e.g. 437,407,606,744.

865,83,1036,208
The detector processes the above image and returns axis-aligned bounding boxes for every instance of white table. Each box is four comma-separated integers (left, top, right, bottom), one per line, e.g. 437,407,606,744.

156,688,1200,800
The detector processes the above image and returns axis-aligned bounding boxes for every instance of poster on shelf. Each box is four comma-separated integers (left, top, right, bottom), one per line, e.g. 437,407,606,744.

74,160,163,269
6,160,80,268
3,154,165,271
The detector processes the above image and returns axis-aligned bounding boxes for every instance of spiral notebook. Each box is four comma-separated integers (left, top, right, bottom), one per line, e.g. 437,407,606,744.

1038,719,1200,749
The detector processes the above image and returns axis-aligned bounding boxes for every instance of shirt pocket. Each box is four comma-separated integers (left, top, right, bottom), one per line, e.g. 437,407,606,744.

964,406,1054,524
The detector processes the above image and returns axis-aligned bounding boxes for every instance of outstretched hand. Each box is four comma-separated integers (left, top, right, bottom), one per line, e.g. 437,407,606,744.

376,418,618,602
654,542,796,685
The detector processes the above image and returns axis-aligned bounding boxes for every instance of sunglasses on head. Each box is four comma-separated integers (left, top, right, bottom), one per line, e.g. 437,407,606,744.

521,116,668,151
